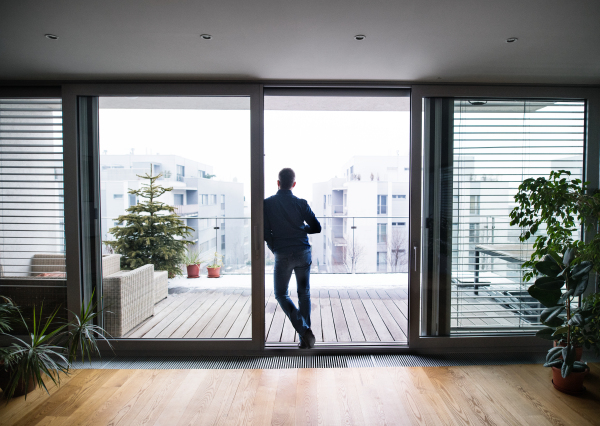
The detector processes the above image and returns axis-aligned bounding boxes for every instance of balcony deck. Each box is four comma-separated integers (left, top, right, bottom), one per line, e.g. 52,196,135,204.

124,274,409,343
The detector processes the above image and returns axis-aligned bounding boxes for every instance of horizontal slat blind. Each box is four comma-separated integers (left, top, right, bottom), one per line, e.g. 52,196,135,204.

451,100,584,334
0,98,66,279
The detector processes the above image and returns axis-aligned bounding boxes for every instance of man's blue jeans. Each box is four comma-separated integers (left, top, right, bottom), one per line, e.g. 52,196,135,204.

274,247,312,339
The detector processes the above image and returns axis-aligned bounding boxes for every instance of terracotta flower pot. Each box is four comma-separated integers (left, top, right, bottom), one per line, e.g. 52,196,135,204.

0,368,37,398
554,341,583,361
186,264,200,278
551,365,589,394
207,267,221,278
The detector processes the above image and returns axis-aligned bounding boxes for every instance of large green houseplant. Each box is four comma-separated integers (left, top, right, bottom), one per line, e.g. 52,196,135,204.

510,170,600,391
0,292,112,400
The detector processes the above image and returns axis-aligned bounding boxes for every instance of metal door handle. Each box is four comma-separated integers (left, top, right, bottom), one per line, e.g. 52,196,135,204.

413,246,418,271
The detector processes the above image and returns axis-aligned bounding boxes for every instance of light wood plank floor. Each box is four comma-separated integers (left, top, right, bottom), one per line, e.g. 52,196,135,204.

125,287,409,344
1,363,598,425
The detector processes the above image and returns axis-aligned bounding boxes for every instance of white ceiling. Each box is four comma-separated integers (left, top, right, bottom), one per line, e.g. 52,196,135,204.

1,0,599,84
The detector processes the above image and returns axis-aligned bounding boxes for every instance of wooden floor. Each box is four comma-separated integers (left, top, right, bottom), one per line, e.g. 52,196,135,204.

125,287,409,344
1,363,598,425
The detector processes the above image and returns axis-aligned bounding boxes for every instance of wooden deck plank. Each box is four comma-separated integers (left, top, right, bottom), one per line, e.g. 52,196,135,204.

240,314,252,339
226,295,252,338
168,290,223,338
319,289,337,342
365,288,406,341
156,289,216,338
310,293,323,342
127,293,194,338
338,289,365,341
212,289,252,338
266,303,286,343
182,289,236,338
280,294,298,343
378,290,408,340
329,289,351,342
144,292,206,338
197,289,244,338
356,289,393,341
347,289,381,342
371,289,408,341
264,290,278,342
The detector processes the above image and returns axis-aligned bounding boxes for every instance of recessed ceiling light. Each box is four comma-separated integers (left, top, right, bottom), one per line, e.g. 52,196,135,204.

354,34,366,41
200,34,212,40
44,34,58,40
505,37,518,43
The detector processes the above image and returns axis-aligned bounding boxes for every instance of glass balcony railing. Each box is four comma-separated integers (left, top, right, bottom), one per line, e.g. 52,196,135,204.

103,214,412,276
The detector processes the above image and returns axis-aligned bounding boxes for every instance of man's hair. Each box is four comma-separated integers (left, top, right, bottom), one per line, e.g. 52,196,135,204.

278,168,295,190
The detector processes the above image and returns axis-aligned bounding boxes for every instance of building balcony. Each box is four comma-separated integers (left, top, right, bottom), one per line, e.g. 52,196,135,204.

174,204,199,216
332,204,346,216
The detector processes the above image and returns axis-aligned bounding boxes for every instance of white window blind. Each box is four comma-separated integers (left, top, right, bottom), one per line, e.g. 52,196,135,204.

0,98,66,279
451,100,585,334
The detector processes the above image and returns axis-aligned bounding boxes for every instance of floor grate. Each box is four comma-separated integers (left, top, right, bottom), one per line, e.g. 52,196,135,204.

69,352,600,370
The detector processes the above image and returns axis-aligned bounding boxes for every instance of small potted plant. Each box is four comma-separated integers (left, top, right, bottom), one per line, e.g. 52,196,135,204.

182,249,204,279
0,292,112,400
206,252,224,278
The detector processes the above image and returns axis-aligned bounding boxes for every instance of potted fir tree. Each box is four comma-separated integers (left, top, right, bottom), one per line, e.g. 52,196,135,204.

510,170,600,393
206,252,224,278
105,171,194,278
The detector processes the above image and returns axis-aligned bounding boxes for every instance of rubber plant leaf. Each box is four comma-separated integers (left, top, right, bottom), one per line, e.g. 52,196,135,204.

534,276,565,291
536,328,558,340
540,305,564,323
535,259,562,278
528,285,561,308
563,248,575,267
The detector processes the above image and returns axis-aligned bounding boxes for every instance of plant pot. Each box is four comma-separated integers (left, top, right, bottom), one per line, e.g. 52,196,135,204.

551,365,589,394
554,341,583,361
0,368,37,398
186,264,200,279
207,267,221,278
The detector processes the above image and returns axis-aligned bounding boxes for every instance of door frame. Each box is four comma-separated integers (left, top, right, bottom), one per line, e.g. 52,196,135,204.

62,83,265,354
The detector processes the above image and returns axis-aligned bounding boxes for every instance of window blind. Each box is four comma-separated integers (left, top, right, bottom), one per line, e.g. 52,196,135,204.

0,98,66,278
451,100,585,334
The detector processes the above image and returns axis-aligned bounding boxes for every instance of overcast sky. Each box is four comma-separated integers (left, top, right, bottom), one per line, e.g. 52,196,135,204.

99,108,411,203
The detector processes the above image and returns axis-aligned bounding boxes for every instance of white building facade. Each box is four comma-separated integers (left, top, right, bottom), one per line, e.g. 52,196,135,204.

311,156,410,273
101,154,250,273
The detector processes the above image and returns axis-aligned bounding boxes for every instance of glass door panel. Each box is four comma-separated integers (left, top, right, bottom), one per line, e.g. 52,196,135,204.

263,91,410,346
98,96,252,339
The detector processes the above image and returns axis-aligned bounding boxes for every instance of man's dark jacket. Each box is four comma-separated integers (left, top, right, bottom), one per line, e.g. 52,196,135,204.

264,189,321,254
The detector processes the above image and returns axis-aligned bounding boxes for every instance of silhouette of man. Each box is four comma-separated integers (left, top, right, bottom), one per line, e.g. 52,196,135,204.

264,168,321,349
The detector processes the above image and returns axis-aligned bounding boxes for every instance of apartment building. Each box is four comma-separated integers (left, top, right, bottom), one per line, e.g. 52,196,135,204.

312,156,410,273
101,154,250,270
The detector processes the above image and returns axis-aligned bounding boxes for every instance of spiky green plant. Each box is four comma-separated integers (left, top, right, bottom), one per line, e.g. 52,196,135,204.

1,305,69,400
0,292,113,401
0,296,19,334
66,289,113,365
104,171,194,277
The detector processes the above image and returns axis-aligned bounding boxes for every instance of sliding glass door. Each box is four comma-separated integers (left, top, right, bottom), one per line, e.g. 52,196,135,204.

263,89,411,347
421,97,586,336
65,84,263,353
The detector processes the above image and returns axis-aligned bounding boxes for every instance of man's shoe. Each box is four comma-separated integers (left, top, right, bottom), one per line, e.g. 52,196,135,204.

298,338,309,349
303,329,316,349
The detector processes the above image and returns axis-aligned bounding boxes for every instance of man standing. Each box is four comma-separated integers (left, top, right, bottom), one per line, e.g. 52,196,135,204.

264,168,321,349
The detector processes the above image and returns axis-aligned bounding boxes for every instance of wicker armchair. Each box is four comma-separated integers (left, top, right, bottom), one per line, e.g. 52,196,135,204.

31,254,66,277
102,255,155,337
153,271,168,304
